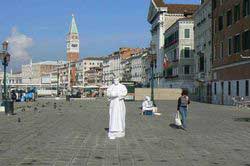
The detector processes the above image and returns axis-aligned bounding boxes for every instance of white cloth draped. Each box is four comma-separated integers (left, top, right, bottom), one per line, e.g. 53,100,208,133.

142,100,153,111
107,83,127,139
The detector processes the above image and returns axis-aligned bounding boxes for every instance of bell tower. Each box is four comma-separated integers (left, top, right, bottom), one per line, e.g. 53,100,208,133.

67,14,79,62
66,14,79,86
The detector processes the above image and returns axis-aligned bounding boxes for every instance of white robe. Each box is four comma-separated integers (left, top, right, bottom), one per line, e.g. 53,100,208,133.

107,83,127,138
142,100,154,111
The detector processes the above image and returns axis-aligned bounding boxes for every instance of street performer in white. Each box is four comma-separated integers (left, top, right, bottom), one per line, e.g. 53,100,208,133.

107,77,128,140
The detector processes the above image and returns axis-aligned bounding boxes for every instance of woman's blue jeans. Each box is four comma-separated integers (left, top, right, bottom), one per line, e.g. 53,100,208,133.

179,107,187,128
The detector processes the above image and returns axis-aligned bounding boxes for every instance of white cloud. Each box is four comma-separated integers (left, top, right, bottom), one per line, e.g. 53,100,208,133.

6,27,33,71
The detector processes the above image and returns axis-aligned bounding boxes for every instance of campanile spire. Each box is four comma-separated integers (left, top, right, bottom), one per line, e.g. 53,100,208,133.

69,14,78,34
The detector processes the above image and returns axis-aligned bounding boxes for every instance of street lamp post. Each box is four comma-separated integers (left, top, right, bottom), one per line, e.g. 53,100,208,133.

68,61,71,89
2,41,9,100
150,58,155,106
57,61,60,97
0,41,13,115
149,44,156,106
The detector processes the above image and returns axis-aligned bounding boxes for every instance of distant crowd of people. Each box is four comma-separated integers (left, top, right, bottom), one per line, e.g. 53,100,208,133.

9,89,37,102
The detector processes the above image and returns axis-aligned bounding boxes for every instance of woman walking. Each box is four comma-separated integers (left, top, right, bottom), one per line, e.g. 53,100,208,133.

177,89,190,130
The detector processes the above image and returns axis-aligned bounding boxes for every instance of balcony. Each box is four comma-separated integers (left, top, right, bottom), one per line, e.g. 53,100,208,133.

195,72,212,82
172,59,179,63
179,74,194,80
165,75,179,79
154,73,164,79
164,39,178,48
197,72,205,79
165,74,194,80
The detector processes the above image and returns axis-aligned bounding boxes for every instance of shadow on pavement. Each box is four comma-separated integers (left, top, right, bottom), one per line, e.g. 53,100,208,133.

104,128,109,132
234,117,250,122
169,123,181,129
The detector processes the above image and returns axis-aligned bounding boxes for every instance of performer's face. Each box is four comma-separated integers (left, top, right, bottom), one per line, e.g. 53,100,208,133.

114,79,119,85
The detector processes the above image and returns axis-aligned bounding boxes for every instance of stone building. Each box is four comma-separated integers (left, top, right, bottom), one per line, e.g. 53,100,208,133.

119,47,142,60
121,51,147,84
41,57,104,88
141,51,153,87
75,57,104,86
130,54,144,84
41,62,68,88
147,0,199,87
103,48,142,85
194,0,213,103
22,61,61,84
108,51,121,85
41,72,58,86
0,71,22,85
163,17,195,93
212,0,250,105
121,58,132,82
102,57,110,86
84,67,103,86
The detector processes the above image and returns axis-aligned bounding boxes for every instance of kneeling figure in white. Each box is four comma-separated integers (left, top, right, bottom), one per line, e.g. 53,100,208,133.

142,96,160,115
107,78,128,139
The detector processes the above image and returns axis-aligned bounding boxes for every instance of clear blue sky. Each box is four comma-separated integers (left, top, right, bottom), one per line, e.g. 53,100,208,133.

0,0,200,64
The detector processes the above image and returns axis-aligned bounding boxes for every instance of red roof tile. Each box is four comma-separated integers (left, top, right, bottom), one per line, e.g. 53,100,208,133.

153,0,167,7
153,0,199,14
166,4,199,14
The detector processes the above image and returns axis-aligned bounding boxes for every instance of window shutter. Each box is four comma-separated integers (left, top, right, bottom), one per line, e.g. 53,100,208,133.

242,32,246,50
243,0,246,16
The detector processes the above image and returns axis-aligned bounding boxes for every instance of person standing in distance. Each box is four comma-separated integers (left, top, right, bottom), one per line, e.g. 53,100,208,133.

107,77,128,140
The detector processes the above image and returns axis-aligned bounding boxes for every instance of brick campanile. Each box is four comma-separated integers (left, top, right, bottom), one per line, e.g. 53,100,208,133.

66,14,79,86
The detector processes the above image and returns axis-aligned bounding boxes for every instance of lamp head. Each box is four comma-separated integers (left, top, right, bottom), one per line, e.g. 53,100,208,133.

5,53,10,63
2,41,8,52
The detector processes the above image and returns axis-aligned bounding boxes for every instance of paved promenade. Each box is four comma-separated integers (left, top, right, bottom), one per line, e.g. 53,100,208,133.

0,99,250,166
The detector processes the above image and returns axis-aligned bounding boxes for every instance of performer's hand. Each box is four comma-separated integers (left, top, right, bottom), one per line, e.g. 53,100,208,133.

119,97,124,100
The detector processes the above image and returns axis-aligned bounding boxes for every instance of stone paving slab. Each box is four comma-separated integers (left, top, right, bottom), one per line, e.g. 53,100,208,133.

0,99,249,166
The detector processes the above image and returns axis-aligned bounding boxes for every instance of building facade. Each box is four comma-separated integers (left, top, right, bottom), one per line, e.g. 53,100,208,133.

41,72,58,86
121,58,132,82
163,18,195,92
109,51,121,84
121,52,146,84
41,62,69,89
84,67,103,86
103,48,142,85
75,57,103,86
0,72,22,85
130,53,145,84
141,51,152,87
212,0,250,105
102,57,110,86
147,0,199,87
22,61,61,85
194,0,213,103
66,14,80,86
